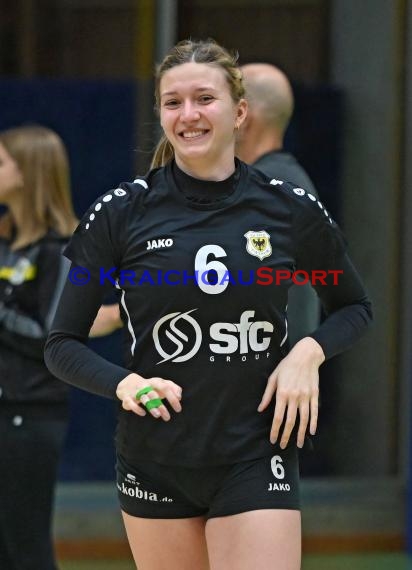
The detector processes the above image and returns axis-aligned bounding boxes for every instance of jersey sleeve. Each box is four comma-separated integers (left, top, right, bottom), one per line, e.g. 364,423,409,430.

292,189,347,270
44,272,131,399
288,185,373,359
64,185,133,278
45,183,143,399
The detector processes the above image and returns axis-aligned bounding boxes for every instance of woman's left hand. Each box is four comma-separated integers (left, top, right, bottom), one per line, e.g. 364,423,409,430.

257,337,325,449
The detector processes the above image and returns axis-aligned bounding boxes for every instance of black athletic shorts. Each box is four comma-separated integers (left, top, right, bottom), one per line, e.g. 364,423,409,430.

116,447,300,519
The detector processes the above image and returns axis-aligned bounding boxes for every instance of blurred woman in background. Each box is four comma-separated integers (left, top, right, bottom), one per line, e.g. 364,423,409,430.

0,125,77,569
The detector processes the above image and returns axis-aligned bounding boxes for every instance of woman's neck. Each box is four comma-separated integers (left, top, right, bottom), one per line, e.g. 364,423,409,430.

174,154,236,181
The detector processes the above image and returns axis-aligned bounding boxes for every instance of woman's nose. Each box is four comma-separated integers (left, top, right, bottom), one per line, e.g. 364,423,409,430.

181,101,200,122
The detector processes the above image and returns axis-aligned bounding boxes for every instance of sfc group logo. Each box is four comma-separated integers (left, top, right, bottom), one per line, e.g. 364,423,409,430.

152,309,273,365
244,230,272,261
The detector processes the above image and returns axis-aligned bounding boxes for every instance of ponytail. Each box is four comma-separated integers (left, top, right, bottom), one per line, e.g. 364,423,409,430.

151,135,175,169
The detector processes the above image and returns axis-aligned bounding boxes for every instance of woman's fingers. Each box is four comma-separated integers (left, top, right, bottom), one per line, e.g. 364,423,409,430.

309,392,319,435
297,400,310,448
263,337,323,448
148,379,182,414
138,391,164,419
269,395,286,444
148,400,170,421
122,396,146,416
134,379,182,421
162,385,183,413
257,371,277,412
154,379,182,410
279,400,298,449
270,392,317,448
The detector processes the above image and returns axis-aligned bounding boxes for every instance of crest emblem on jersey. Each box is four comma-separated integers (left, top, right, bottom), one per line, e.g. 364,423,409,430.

244,231,272,261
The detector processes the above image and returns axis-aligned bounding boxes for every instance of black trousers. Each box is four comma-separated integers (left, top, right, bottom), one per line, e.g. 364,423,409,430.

0,404,67,570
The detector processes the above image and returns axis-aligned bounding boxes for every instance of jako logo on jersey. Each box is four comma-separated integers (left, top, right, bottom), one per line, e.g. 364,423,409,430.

244,231,272,261
152,309,273,364
146,238,174,250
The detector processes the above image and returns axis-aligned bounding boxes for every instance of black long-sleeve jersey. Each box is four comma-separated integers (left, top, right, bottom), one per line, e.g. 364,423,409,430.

0,230,70,403
45,160,372,467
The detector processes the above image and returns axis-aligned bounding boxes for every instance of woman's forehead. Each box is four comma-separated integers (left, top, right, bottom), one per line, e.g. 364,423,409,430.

160,62,228,95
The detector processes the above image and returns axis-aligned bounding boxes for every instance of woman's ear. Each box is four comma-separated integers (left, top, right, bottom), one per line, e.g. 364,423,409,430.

236,98,248,129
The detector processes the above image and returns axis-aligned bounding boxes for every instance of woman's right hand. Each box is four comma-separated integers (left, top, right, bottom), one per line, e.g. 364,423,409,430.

116,373,182,421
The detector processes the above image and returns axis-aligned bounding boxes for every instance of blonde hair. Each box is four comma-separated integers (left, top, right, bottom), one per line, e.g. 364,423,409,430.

0,125,77,248
151,39,245,169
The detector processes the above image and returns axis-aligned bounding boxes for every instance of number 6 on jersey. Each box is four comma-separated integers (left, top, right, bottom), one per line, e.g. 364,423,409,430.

194,244,229,295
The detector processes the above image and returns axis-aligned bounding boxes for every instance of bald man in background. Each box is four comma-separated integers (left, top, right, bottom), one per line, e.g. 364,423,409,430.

237,63,320,346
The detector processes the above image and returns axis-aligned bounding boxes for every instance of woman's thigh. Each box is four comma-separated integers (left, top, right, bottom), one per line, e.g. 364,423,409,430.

122,511,210,570
205,509,301,570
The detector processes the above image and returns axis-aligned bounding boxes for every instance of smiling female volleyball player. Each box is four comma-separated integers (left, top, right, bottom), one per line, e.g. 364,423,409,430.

45,39,372,570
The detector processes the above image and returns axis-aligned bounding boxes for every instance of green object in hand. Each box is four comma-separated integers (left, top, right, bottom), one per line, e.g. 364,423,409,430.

145,398,163,411
135,386,153,400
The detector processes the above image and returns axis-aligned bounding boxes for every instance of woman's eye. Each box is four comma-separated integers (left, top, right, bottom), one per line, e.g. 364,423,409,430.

199,95,214,103
164,100,179,108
